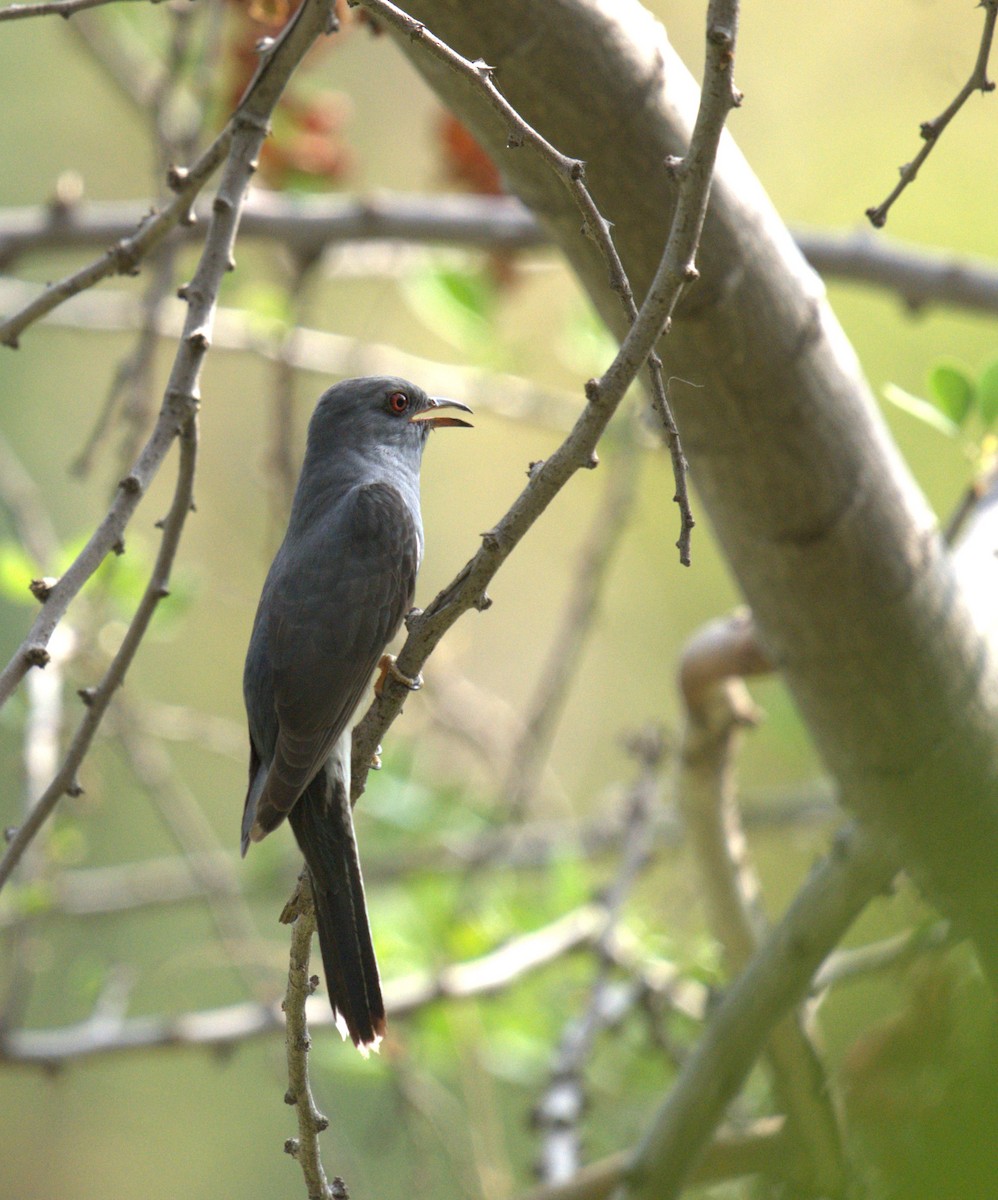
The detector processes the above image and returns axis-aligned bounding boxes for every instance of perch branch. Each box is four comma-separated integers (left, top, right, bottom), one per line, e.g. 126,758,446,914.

280,874,336,1200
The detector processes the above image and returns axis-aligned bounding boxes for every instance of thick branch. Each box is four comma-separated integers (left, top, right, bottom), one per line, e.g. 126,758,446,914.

388,0,998,989
618,825,898,1200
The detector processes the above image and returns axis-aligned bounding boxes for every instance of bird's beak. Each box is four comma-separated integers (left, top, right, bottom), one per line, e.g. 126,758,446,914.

409,396,474,429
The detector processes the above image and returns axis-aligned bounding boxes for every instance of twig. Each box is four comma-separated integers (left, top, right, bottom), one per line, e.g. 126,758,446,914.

502,437,641,818
280,874,336,1200
0,904,607,1066
0,0,161,21
0,133,229,348
0,415,199,892
533,733,664,1185
677,611,847,1196
358,0,696,562
70,244,178,477
350,0,743,795
616,823,899,1200
866,0,998,227
0,0,340,886
814,920,953,992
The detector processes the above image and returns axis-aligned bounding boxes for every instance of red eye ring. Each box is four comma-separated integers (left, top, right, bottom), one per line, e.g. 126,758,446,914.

388,391,410,415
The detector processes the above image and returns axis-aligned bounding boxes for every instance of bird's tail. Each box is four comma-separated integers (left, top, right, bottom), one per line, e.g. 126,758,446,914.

287,768,386,1053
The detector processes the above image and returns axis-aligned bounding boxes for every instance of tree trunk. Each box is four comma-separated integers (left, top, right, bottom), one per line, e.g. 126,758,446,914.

390,0,998,981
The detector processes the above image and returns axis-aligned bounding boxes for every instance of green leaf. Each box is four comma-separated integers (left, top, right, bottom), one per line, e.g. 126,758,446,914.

977,360,998,429
883,383,960,438
404,264,496,351
927,362,974,427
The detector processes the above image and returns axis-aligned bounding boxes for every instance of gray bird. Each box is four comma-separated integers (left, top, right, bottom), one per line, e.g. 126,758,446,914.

242,376,472,1051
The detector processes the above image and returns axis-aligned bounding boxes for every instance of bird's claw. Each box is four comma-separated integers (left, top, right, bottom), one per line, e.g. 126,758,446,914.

374,653,423,696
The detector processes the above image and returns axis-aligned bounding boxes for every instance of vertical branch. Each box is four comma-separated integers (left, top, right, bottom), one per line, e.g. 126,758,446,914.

281,874,337,1200
677,611,848,1196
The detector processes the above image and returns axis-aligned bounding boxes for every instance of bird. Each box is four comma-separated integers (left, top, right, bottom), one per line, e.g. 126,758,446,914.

241,375,472,1051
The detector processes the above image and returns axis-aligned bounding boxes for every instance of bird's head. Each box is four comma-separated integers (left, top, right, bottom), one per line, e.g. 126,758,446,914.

308,376,472,463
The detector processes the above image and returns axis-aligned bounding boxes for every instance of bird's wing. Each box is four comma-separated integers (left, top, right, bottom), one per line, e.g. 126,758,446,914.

248,481,420,838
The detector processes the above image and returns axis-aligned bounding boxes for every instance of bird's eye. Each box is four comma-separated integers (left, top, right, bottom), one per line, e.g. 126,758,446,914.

388,391,410,415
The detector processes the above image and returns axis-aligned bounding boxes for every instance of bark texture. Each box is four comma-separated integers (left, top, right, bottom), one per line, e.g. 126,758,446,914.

389,0,998,980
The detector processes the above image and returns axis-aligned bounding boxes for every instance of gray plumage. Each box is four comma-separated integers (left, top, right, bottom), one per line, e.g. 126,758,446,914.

242,376,471,1049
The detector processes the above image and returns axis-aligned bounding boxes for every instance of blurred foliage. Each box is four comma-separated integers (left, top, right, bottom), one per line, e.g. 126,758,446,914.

0,2,996,1199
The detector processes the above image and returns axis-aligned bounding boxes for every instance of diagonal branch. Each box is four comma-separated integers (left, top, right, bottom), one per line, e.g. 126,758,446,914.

616,823,899,1200
358,0,697,560
866,0,998,227
351,0,743,798
0,904,608,1067
0,0,340,889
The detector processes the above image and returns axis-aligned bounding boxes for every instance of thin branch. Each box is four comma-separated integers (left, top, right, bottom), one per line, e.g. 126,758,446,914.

814,920,953,992
616,823,899,1200
350,0,744,795
0,790,835,931
866,0,998,227
0,134,230,348
0,0,340,886
358,0,696,561
533,733,664,1185
677,611,847,1196
0,416,199,892
0,0,161,21
280,874,336,1200
0,904,607,1067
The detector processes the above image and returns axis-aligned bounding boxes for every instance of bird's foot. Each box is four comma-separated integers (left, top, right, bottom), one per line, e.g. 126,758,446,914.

374,653,423,696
